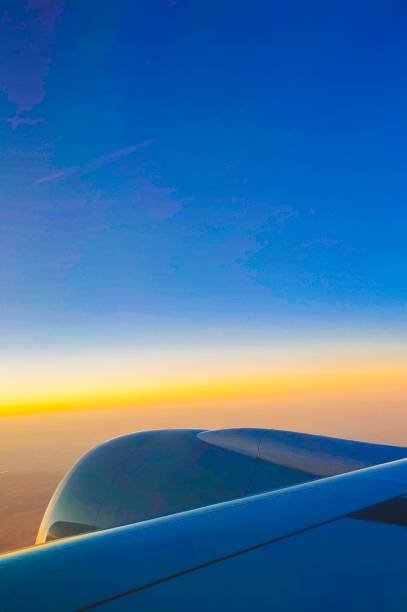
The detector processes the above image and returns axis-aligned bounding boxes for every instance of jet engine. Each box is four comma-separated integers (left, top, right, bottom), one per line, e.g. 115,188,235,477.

36,428,407,543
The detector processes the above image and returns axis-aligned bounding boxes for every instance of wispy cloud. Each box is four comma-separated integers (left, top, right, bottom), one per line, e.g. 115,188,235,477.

0,115,43,130
296,237,341,251
132,178,182,220
35,139,156,186
82,141,156,174
0,1,64,119
270,205,299,227
35,166,80,185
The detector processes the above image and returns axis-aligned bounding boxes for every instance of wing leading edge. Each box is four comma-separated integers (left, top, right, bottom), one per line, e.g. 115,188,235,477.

0,456,407,611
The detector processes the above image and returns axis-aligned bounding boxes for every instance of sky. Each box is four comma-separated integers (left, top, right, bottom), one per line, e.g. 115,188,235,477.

1,1,407,419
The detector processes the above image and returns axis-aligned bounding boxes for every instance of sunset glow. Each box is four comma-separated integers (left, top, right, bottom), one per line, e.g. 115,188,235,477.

1,0,406,557
2,335,406,416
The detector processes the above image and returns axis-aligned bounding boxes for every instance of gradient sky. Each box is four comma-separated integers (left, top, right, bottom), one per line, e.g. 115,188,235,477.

1,1,407,415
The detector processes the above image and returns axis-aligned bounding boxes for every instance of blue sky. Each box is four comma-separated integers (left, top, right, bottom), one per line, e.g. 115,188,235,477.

1,0,406,348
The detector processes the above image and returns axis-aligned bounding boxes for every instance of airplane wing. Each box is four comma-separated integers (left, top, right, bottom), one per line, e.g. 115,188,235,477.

0,435,407,611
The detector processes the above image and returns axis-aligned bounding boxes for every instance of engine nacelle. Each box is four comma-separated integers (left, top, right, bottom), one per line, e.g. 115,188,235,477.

36,428,406,543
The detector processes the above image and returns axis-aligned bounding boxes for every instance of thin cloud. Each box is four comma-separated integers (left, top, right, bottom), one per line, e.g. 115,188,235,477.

35,166,79,185
0,1,64,115
0,116,43,130
83,140,156,174
296,237,341,251
132,178,182,220
35,139,156,186
270,205,298,226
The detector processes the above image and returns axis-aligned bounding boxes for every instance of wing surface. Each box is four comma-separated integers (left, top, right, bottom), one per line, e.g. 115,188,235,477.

0,457,407,611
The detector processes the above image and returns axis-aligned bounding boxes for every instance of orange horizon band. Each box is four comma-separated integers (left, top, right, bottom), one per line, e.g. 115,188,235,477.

1,364,406,416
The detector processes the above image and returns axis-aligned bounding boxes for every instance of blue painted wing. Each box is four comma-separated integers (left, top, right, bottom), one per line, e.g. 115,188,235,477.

0,453,406,611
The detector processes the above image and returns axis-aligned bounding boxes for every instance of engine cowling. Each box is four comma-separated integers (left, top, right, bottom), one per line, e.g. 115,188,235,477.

36,427,406,543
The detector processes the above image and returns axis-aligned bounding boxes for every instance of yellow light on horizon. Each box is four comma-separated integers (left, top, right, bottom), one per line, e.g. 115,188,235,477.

1,361,406,417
